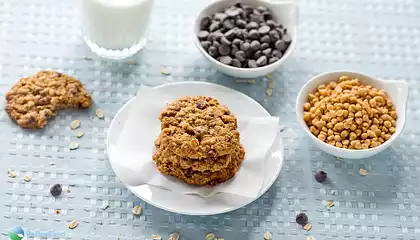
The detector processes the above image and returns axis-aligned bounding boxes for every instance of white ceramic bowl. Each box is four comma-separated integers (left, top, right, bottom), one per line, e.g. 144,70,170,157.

296,71,409,159
194,0,298,78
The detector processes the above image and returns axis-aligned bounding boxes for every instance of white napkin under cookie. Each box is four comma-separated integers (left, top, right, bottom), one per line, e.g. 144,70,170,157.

111,85,280,199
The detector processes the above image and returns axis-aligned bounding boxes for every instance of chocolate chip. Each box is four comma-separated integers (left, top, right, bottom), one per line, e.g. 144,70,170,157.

261,35,271,44
261,42,270,50
246,21,259,30
208,31,222,42
253,50,262,59
234,1,242,8
50,184,62,197
250,40,261,51
208,46,219,57
296,213,308,226
232,38,242,46
223,19,235,29
213,40,221,49
262,48,272,57
240,42,250,51
275,40,286,51
315,170,327,182
219,56,233,65
282,33,292,43
243,5,253,16
269,30,280,41
262,11,272,21
198,31,209,40
214,13,228,22
209,21,221,32
231,44,239,55
249,14,261,23
220,36,231,46
258,25,271,35
219,45,231,56
248,29,260,40
248,59,258,68
231,58,242,68
269,57,279,64
275,27,284,37
200,41,211,50
266,20,277,28
226,7,242,17
200,16,211,30
235,51,246,62
236,19,247,28
196,101,208,109
256,55,267,66
271,49,282,58
224,28,237,40
257,6,268,12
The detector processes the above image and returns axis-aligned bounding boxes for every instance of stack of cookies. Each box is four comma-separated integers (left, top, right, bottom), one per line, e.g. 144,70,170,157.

153,96,245,185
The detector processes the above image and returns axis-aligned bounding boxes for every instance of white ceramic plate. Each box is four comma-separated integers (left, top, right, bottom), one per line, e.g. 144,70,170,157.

107,82,284,215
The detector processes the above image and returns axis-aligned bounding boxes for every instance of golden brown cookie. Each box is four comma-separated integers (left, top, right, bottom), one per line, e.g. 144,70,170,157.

155,145,245,186
5,71,92,128
156,96,240,159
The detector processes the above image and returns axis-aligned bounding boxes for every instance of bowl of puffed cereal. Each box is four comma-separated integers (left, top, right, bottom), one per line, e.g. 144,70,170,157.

296,71,408,159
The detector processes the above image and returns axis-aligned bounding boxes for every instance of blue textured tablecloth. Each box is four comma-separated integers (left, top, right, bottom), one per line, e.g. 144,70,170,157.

1,0,420,239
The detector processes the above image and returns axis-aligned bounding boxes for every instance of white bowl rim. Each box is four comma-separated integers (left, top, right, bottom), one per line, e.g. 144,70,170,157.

296,70,407,154
193,0,298,72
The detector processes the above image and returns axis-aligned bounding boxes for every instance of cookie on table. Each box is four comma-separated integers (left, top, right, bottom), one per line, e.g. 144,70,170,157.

156,96,241,159
155,145,245,186
5,71,92,128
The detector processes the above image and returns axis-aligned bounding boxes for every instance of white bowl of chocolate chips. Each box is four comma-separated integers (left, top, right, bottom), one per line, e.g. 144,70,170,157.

194,0,297,78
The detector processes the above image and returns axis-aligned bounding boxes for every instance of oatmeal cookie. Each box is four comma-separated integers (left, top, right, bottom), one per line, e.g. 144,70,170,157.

155,145,245,185
156,96,240,159
5,71,92,128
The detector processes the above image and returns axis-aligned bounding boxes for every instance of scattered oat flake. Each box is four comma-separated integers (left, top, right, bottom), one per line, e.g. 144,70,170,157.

83,56,93,61
264,231,272,240
96,109,105,119
325,200,335,209
359,168,369,176
7,169,17,178
152,235,162,240
69,142,79,150
132,205,142,215
268,79,275,89
266,88,273,97
56,209,61,214
66,187,71,193
330,190,337,195
303,223,312,231
307,237,316,240
68,220,79,229
50,162,56,166
160,68,170,75
168,232,180,240
206,233,216,240
235,79,256,84
125,60,138,65
335,157,344,161
217,238,224,240
70,120,81,130
24,175,32,182
266,73,273,79
76,132,84,138
102,201,110,210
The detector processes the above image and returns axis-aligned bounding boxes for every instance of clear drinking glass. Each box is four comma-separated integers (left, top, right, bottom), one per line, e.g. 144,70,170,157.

80,0,154,59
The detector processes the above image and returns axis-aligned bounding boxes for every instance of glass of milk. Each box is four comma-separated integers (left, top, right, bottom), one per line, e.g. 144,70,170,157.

80,0,154,59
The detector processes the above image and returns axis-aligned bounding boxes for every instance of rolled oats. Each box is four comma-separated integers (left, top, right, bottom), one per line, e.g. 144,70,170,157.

69,142,79,150
168,232,180,240
303,223,312,231
359,168,369,176
7,169,17,178
68,220,79,229
264,231,272,240
24,175,32,182
160,68,171,75
70,120,81,130
132,205,142,216
96,109,105,119
206,233,216,240
266,88,273,97
325,200,335,209
152,234,162,240
76,132,84,138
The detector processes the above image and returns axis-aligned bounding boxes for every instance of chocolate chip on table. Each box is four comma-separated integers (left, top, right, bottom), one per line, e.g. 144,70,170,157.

198,31,209,40
248,29,260,40
231,58,242,68
258,25,271,35
219,45,231,56
50,184,62,197
220,36,232,46
235,51,246,62
200,41,211,50
246,21,259,30
315,170,327,182
261,35,271,44
296,213,309,226
275,40,286,51
250,40,261,51
256,55,267,66
248,59,258,68
219,56,233,65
